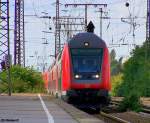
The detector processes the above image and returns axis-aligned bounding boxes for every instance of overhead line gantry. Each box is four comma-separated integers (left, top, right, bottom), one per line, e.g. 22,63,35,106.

65,3,107,31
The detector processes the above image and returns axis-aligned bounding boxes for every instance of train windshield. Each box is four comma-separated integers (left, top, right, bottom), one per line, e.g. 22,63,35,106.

71,49,103,73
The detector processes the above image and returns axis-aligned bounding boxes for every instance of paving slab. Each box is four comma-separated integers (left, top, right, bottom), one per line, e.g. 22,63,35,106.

0,94,104,123
0,94,77,123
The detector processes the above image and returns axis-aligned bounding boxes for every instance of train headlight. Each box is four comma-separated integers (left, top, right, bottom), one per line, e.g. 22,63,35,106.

92,74,100,79
74,74,82,79
95,74,99,78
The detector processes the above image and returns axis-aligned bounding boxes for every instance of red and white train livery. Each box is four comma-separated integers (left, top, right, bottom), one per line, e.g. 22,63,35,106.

43,29,111,110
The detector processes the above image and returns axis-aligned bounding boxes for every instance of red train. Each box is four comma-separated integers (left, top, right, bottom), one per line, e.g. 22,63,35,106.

43,25,111,110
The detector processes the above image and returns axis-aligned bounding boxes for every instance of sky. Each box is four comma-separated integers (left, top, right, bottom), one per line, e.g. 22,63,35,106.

8,0,147,71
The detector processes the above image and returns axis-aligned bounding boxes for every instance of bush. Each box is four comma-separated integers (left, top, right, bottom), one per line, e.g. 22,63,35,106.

0,65,45,93
111,73,123,96
119,92,142,112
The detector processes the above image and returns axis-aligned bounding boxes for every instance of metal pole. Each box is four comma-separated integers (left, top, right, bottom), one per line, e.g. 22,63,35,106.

146,0,149,39
146,0,150,59
23,0,25,67
0,0,1,17
85,5,87,31
14,0,25,66
0,0,11,96
100,8,102,38
67,17,69,40
55,0,60,58
7,0,11,96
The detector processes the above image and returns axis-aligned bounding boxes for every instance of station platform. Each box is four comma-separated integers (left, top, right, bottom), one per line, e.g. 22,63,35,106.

0,94,104,123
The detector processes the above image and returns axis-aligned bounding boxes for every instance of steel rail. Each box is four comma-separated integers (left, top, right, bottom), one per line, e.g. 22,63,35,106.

141,108,150,113
111,100,150,114
100,111,130,123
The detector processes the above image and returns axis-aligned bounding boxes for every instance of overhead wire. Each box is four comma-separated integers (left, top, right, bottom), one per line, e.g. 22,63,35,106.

24,0,147,66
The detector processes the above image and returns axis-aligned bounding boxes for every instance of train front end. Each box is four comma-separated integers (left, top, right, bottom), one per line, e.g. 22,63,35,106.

65,32,111,108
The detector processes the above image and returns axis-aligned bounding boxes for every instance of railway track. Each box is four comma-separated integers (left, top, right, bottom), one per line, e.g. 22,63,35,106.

57,97,150,123
95,111,130,123
111,100,150,114
141,107,150,114
94,101,150,123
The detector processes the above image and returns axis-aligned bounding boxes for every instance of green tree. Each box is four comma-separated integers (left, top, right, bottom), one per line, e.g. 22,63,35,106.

117,43,150,97
116,41,150,112
110,49,123,96
110,49,123,75
0,65,44,93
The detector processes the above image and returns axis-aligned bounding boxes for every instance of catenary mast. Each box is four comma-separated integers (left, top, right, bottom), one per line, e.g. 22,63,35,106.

14,0,25,66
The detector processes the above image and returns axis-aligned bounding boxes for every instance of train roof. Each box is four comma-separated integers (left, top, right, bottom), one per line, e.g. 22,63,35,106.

68,32,107,48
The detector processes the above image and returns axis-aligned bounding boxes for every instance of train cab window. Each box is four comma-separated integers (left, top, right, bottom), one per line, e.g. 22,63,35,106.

73,56,100,73
71,49,103,77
